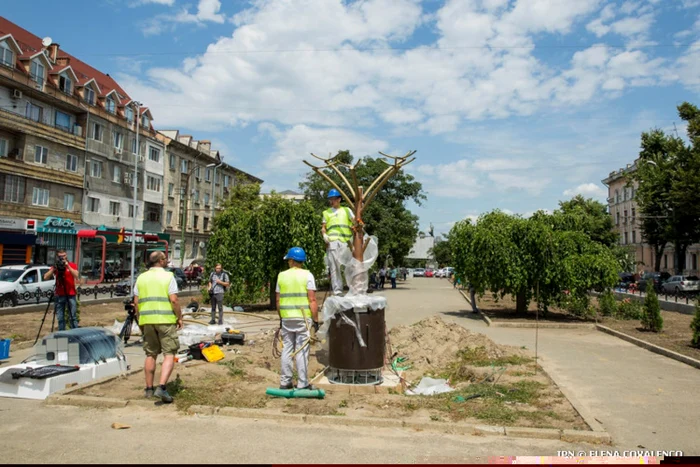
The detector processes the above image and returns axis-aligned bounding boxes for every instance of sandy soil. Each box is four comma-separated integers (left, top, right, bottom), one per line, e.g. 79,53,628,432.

602,311,700,361
81,316,588,430
475,293,595,323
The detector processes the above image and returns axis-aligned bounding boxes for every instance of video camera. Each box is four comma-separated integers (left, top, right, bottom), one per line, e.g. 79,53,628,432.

55,256,67,272
123,298,136,316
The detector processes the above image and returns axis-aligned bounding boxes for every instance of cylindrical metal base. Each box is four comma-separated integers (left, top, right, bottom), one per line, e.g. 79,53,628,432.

328,307,385,371
327,367,383,385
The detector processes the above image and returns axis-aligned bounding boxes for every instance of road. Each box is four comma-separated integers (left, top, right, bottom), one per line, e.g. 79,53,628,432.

1,277,698,461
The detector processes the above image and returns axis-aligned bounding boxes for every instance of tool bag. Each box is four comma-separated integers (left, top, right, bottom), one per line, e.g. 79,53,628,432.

221,332,245,345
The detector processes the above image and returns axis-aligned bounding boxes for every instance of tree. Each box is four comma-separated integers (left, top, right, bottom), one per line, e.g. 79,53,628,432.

206,188,326,309
299,150,426,265
691,302,700,348
429,236,452,267
632,102,700,274
641,287,663,332
553,195,618,247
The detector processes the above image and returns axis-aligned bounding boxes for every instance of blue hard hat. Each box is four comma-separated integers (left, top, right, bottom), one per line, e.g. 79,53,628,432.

327,188,341,199
284,247,307,262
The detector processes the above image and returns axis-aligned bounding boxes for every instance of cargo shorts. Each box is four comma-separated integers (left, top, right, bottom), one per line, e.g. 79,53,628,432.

142,324,180,357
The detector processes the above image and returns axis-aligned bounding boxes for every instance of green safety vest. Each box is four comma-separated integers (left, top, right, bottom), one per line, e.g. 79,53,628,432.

136,268,176,325
278,268,312,319
323,206,353,242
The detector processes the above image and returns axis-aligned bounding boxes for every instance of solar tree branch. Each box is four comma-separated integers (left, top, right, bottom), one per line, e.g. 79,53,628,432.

303,150,417,261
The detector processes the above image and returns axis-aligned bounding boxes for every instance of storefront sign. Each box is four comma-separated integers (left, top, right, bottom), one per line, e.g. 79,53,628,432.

0,218,26,231
43,217,76,228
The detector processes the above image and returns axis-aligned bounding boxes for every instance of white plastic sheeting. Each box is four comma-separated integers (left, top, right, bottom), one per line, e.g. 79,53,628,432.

106,319,141,336
405,377,454,396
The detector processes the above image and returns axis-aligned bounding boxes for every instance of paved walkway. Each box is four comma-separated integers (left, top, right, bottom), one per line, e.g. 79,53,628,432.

377,278,700,454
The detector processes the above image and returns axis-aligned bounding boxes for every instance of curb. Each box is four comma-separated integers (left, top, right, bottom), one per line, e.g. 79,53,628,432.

490,322,596,329
458,289,491,326
596,324,700,370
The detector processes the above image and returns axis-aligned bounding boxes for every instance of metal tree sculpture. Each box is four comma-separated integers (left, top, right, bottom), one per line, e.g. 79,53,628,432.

303,151,417,261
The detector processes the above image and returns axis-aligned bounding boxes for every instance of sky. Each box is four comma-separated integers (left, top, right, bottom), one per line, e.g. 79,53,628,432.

3,0,699,236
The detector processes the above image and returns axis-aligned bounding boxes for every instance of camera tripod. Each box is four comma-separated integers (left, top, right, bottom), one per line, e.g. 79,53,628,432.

33,271,76,345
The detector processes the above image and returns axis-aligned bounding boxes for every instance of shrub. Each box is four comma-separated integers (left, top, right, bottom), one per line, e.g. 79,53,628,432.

691,301,700,348
615,298,643,320
598,289,617,316
563,295,595,318
641,287,663,332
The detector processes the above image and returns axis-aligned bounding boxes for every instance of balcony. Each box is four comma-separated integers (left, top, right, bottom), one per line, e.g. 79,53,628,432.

0,107,84,150
0,156,83,188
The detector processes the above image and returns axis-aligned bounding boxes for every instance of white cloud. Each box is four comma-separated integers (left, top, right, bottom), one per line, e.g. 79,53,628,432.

174,0,226,24
131,0,175,6
563,182,607,199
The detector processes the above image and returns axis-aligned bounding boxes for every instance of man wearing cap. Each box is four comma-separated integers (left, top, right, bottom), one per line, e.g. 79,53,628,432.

321,189,355,295
276,247,319,390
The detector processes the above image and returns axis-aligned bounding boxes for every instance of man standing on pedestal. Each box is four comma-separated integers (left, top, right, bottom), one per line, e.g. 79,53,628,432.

321,189,355,296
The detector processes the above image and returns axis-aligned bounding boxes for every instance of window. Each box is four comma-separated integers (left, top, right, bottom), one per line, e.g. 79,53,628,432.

623,231,628,245
126,107,134,123
623,188,627,201
223,175,230,188
205,167,212,182
131,138,137,155
2,174,25,203
616,211,620,225
623,210,627,223
216,172,221,184
55,111,71,131
34,145,48,164
146,175,161,192
32,187,49,206
142,115,150,128
614,189,619,204
105,97,116,114
113,165,122,183
88,197,100,212
632,231,636,243
0,42,14,68
168,183,174,197
109,201,120,216
204,193,210,206
193,215,199,230
59,75,72,95
0,138,7,157
90,160,102,178
203,217,209,231
181,159,188,174
128,204,136,218
65,154,78,172
30,60,45,84
145,204,160,222
113,132,123,149
166,210,173,225
178,211,183,227
92,123,103,141
630,186,635,199
632,207,636,220
169,153,176,170
193,190,200,203
149,147,160,163
195,166,201,180
26,102,43,122
84,86,95,105
63,193,74,211
22,270,38,284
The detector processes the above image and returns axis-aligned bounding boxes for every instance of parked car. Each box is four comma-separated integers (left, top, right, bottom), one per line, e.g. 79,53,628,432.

413,268,425,277
114,267,186,296
434,268,444,278
425,269,435,278
445,267,454,278
0,264,54,307
616,272,636,290
661,275,700,294
637,271,671,292
184,264,203,281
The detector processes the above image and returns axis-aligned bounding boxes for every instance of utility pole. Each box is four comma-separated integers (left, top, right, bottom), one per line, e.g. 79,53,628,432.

211,161,223,221
130,101,142,297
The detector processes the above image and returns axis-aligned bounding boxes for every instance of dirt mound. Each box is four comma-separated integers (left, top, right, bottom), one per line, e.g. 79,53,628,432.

388,316,512,377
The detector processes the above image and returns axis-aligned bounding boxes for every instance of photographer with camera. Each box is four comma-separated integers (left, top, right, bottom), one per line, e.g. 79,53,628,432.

42,249,80,331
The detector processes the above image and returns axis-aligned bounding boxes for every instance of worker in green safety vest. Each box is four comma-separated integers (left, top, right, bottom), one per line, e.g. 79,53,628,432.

321,188,355,295
275,247,319,390
133,251,183,404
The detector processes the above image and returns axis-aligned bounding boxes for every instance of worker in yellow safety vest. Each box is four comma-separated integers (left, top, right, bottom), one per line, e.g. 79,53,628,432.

276,247,319,390
133,251,183,403
321,188,355,295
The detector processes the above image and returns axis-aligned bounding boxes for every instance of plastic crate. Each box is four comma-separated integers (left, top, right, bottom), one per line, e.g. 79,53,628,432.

0,338,10,360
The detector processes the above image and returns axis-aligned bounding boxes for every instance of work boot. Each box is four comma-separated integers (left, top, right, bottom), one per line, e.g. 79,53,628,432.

154,386,173,403
279,383,293,390
144,387,154,398
208,319,216,325
297,384,315,391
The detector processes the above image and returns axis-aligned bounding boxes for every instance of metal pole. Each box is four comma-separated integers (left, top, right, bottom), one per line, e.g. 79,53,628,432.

211,162,223,220
130,103,140,297
180,174,188,268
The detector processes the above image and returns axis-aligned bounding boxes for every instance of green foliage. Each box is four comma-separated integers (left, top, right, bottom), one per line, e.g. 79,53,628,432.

615,298,643,320
598,289,617,317
299,150,425,265
691,301,700,348
553,195,618,247
449,210,621,316
562,294,595,319
641,287,663,332
429,236,452,267
206,185,325,308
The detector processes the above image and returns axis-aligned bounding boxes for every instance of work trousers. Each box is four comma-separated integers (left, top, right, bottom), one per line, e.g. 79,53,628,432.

55,295,79,331
280,318,311,388
210,293,225,324
390,277,396,289
326,243,345,295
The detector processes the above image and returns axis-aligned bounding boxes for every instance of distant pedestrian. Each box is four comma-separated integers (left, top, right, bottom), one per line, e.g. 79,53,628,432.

134,251,183,404
390,266,397,289
208,263,230,325
379,267,386,289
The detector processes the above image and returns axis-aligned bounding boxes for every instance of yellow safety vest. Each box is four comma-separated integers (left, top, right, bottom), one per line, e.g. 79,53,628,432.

278,268,312,319
136,268,176,325
323,207,353,242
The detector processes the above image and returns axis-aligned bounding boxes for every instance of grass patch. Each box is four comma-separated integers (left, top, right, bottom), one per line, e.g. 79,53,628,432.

217,359,245,378
171,371,268,411
439,347,533,383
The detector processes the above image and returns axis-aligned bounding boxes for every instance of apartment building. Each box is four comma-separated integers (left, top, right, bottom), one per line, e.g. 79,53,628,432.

157,130,263,266
602,159,700,275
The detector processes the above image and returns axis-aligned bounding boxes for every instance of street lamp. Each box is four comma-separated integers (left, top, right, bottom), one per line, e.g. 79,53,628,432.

210,161,223,221
129,101,142,297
